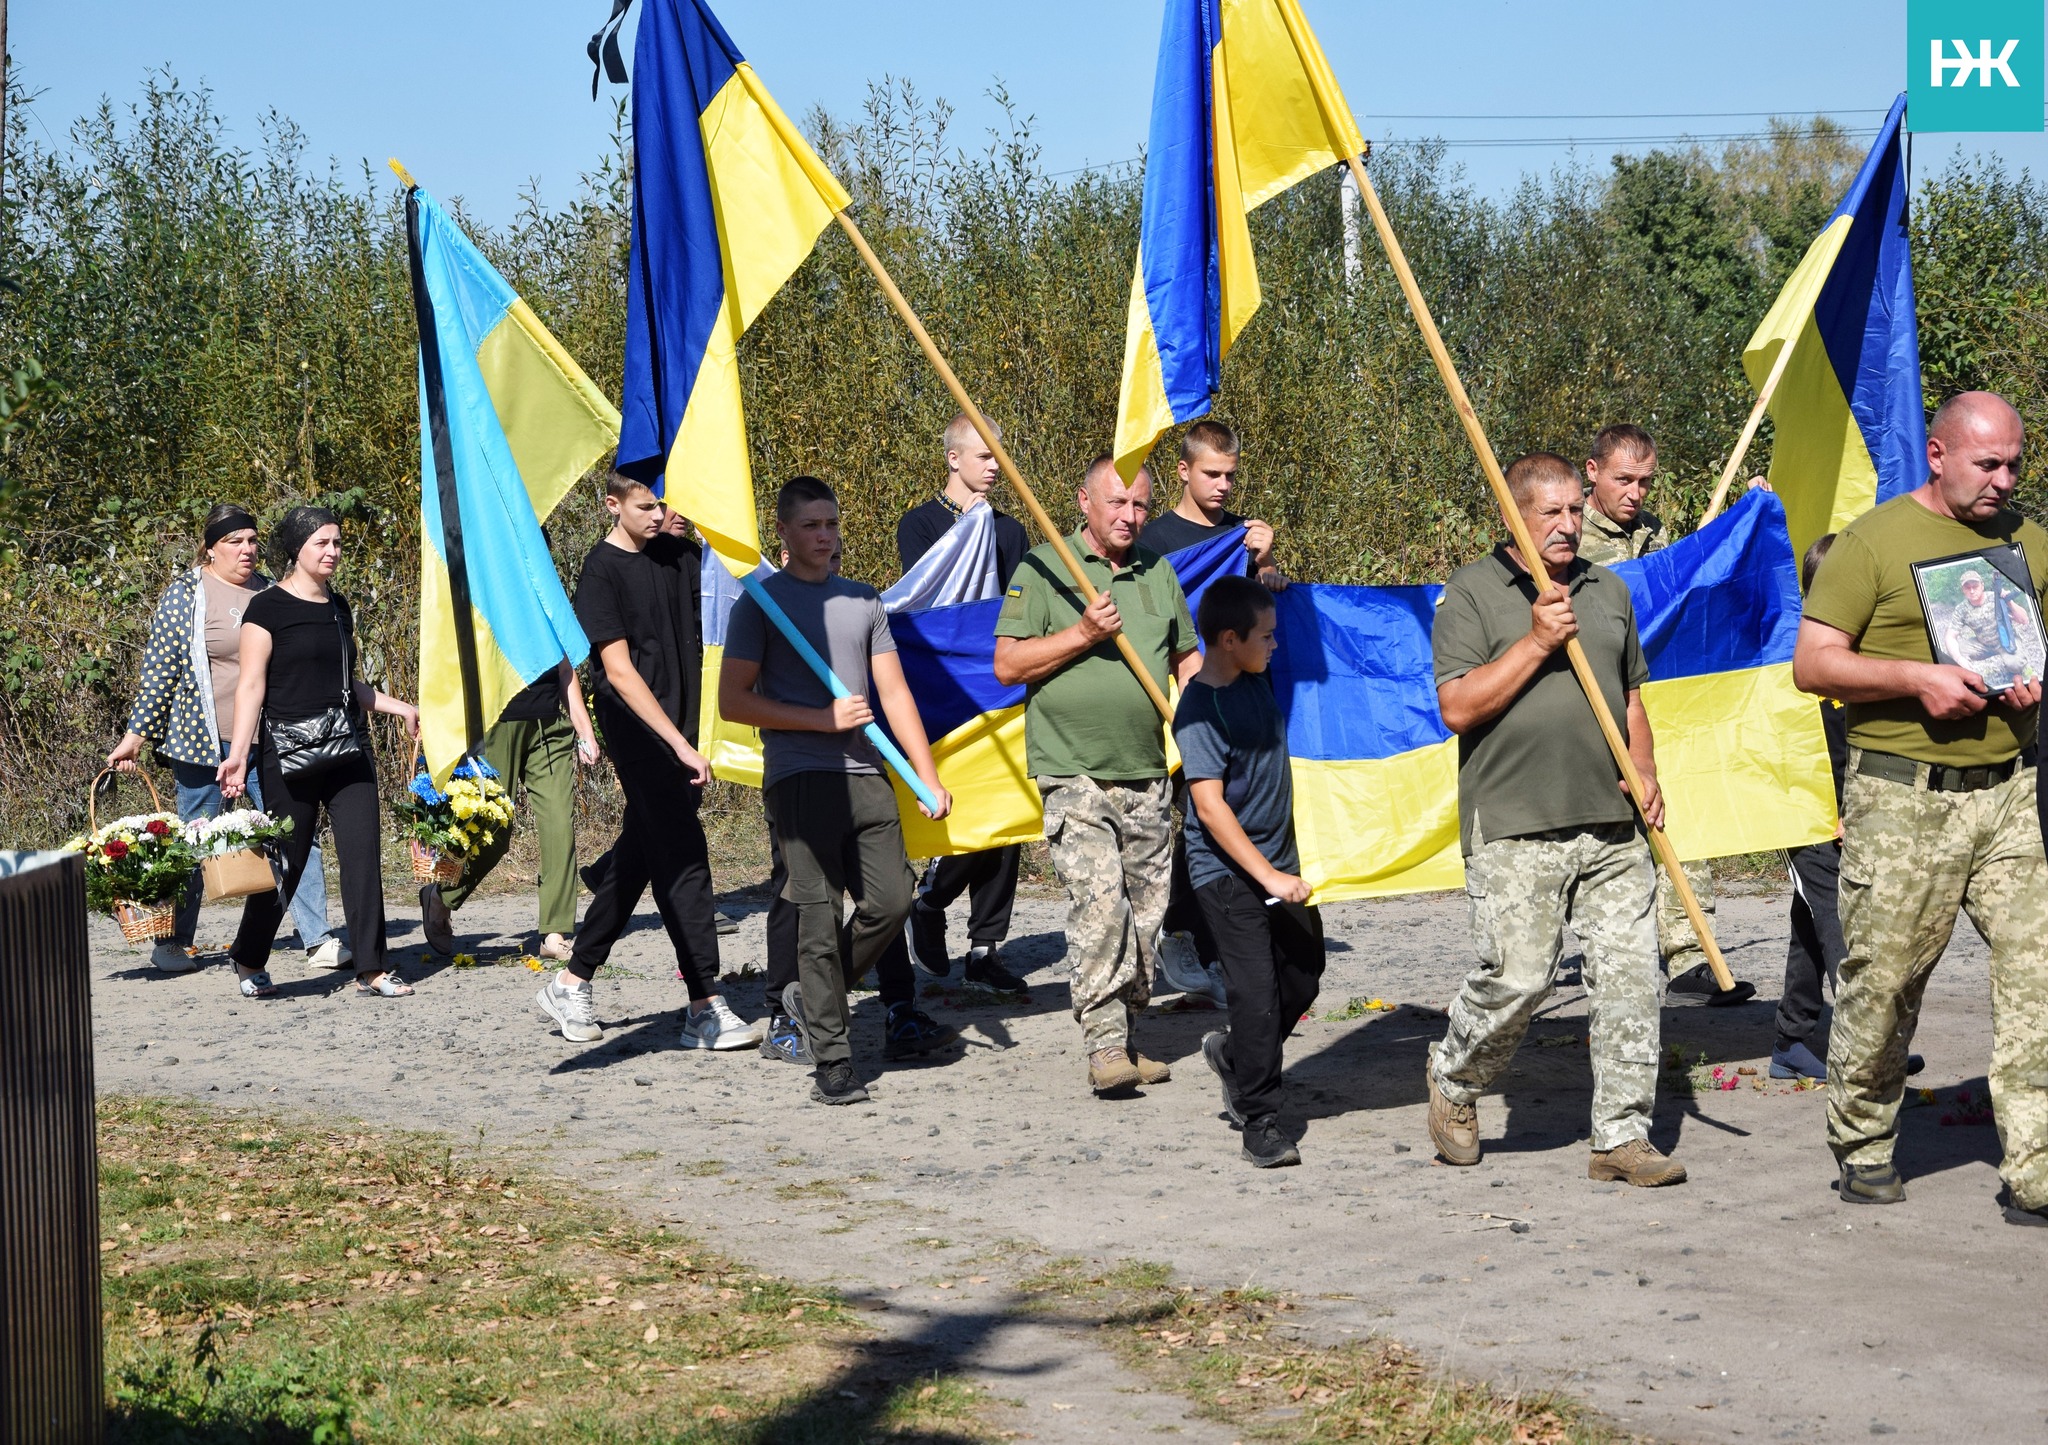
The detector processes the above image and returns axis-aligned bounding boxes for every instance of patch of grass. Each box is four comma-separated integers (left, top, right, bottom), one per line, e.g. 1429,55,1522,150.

774,1179,850,1203
613,1150,661,1163
1020,1257,1626,1445
680,1159,727,1178
98,1095,995,1443
1321,996,1395,1021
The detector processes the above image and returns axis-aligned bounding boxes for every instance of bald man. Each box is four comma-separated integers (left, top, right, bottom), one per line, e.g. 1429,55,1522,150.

1795,391,2048,1224
995,454,1200,1096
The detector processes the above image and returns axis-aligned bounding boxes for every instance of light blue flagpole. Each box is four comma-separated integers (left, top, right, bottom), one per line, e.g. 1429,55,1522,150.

738,573,941,814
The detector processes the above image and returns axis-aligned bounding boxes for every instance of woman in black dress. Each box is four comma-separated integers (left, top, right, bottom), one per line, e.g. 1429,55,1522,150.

219,507,421,997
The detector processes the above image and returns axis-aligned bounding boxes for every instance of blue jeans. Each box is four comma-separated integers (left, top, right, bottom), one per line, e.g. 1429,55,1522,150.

170,742,333,950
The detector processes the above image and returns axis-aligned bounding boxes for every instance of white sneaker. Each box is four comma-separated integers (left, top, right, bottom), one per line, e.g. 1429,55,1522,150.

1154,930,1226,1006
536,978,603,1043
679,996,765,1051
305,938,352,970
151,942,201,974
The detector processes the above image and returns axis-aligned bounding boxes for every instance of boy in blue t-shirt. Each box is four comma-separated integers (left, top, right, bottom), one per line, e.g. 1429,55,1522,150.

1171,575,1325,1167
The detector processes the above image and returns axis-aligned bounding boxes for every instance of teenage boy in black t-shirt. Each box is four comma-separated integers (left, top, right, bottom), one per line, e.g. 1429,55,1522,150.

896,412,1029,990
1173,575,1323,1168
536,472,762,1053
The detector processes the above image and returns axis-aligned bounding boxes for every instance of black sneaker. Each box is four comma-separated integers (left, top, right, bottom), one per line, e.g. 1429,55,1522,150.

883,1001,955,1060
812,1062,870,1105
2003,1188,2048,1227
963,944,1026,991
1666,962,1757,1008
1201,1030,1245,1126
760,1012,807,1064
1241,1117,1300,1169
905,901,951,977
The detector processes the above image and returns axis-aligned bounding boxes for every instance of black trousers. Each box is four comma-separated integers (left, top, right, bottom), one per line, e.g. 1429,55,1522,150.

1776,840,1846,1050
230,752,386,977
1164,777,1221,963
764,827,915,1011
914,845,1021,946
1196,873,1324,1124
570,748,719,998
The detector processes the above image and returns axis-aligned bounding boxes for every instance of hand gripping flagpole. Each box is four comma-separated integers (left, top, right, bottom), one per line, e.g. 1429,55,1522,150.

737,573,941,815
1344,145,1736,994
828,210,1179,725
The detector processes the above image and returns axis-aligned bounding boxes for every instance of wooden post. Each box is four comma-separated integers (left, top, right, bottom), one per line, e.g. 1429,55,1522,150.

1698,336,1798,528
830,210,1178,724
1344,149,1735,993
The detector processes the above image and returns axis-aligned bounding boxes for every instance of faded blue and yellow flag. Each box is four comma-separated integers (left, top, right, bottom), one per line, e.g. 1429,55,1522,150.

403,184,616,784
615,0,851,571
1745,94,1924,562
1113,0,1364,479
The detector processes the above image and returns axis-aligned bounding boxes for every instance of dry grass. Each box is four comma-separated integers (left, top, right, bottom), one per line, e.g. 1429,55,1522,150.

1018,1257,1642,1445
98,1094,996,1443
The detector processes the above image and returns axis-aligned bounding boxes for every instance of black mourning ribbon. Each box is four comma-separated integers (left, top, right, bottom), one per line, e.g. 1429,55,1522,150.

589,0,634,98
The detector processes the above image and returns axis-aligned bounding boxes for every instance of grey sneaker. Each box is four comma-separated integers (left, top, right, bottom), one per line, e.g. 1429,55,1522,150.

536,977,603,1043
679,996,764,1051
151,942,201,974
1154,930,1225,1006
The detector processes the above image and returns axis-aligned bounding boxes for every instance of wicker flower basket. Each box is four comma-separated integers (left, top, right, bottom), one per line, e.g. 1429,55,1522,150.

409,838,463,885
111,898,177,942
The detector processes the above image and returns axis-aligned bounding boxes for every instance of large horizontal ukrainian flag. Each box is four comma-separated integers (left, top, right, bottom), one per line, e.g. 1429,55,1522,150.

403,183,615,784
1114,0,1364,480
615,0,850,572
1277,488,1837,899
1744,93,1923,561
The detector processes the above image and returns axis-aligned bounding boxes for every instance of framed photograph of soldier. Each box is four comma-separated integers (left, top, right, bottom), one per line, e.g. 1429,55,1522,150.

1911,545,2047,695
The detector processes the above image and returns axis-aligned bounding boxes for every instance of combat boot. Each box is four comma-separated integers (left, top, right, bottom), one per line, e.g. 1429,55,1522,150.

1588,1139,1687,1187
1089,1047,1141,1094
1837,1160,1905,1205
1426,1059,1480,1165
1131,1050,1172,1084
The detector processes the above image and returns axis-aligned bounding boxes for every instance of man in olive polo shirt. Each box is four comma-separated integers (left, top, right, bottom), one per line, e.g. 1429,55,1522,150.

1794,391,2048,1223
1426,450,1685,1187
995,452,1200,1095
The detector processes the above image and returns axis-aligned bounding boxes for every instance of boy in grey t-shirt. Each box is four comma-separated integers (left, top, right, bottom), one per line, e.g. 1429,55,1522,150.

1172,575,1323,1168
721,476,954,1105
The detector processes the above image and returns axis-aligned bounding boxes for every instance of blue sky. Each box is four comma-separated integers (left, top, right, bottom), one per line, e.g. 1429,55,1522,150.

16,1,2048,223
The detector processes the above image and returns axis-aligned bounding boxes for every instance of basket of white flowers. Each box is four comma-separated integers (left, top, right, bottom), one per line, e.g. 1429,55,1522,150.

184,805,295,904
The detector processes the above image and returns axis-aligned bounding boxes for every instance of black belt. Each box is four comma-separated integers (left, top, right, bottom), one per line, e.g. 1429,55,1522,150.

1856,746,2038,793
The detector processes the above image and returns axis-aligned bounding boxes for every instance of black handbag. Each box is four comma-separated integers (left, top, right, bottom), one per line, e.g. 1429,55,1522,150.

264,603,368,781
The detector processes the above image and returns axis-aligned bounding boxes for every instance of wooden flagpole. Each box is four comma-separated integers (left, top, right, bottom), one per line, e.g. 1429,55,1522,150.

1698,336,1798,528
1343,148,1735,993
830,210,1178,725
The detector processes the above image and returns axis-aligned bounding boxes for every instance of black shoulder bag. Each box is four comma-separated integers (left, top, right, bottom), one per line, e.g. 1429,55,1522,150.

264,603,368,781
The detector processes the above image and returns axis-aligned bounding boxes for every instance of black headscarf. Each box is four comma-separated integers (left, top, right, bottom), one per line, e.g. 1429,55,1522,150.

203,505,259,549
271,506,341,575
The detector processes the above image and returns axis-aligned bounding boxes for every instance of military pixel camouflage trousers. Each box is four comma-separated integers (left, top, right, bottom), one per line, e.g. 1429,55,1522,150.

1039,774,1173,1053
1433,822,1662,1152
1830,756,2048,1209
1655,857,1718,973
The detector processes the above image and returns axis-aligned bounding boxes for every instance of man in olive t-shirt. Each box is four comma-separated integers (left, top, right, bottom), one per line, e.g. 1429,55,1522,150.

1425,452,1685,1188
994,453,1199,1095
1794,391,2048,1223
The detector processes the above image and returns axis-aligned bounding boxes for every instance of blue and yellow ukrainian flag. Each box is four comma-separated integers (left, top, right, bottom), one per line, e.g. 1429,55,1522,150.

1276,489,1837,899
1113,0,1365,480
403,183,616,784
1744,94,1924,561
614,0,850,572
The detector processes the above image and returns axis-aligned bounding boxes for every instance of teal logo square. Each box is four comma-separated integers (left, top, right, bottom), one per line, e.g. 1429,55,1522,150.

1910,0,2044,131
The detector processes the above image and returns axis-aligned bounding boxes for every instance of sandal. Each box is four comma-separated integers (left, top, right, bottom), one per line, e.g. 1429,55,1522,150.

356,971,414,998
237,970,278,999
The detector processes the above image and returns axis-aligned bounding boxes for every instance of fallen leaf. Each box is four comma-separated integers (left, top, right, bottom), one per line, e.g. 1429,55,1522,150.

643,1324,659,1343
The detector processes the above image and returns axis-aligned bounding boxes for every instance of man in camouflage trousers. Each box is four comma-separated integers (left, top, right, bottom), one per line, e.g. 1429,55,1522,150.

995,454,1199,1095
1576,423,1757,1007
1427,451,1685,1186
1794,391,2048,1223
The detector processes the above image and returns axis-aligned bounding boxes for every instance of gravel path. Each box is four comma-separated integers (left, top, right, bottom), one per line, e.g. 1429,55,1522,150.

88,876,2048,1444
